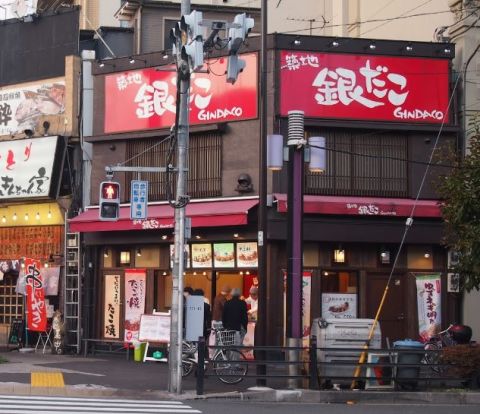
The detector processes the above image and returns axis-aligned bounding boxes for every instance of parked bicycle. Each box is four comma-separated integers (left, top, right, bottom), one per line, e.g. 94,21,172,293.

181,328,248,384
423,324,473,373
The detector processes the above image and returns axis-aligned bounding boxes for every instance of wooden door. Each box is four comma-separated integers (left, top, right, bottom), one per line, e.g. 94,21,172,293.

366,274,407,346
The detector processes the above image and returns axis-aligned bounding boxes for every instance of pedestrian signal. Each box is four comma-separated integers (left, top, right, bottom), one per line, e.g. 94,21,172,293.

99,181,120,221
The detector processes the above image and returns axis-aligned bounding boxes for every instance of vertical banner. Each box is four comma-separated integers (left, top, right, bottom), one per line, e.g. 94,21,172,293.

104,274,121,339
302,272,312,347
415,273,442,341
25,258,47,332
124,269,146,342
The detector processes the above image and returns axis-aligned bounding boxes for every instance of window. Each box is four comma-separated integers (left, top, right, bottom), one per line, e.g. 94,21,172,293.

0,274,24,324
306,130,408,197
126,133,222,201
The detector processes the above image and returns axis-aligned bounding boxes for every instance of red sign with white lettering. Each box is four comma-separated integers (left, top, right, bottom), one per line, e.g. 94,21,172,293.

104,53,258,133
25,258,47,332
279,50,450,124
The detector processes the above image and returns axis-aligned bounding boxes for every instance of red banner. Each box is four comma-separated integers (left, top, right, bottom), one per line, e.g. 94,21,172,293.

279,50,450,124
104,53,258,133
25,258,47,332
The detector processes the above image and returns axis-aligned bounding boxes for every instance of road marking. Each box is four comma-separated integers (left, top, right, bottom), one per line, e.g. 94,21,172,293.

0,395,201,413
30,371,65,387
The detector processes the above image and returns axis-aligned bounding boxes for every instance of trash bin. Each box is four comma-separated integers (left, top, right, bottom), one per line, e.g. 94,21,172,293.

393,339,424,390
133,342,146,362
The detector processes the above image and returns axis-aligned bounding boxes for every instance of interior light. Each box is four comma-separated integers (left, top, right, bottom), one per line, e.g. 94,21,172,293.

13,213,17,221
162,51,169,59
424,252,431,259
240,271,244,275
162,271,167,276
444,48,451,54
99,62,105,68
47,208,52,219
369,43,376,50
405,45,413,52
323,271,329,276
233,233,239,238
193,272,197,275
380,249,391,264
1,215,6,223
293,37,301,46
21,262,25,269
334,248,345,263
203,271,207,276
129,57,135,64
104,248,109,258
35,212,40,220
24,213,29,221
246,271,250,275
44,262,49,268
332,41,339,47
161,235,168,240
195,235,201,239
136,248,142,257
120,251,131,264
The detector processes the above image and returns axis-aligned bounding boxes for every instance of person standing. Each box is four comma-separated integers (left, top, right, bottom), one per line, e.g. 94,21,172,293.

245,286,258,322
222,288,248,345
212,285,230,330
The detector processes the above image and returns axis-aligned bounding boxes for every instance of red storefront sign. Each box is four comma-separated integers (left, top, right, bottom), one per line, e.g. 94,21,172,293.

279,50,450,124
25,258,47,332
104,53,258,133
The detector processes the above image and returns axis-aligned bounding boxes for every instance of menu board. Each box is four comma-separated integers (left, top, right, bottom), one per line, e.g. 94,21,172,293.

213,243,235,268
237,242,258,268
191,243,212,268
139,313,171,343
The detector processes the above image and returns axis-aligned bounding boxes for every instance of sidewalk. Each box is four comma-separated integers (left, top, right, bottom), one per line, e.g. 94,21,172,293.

0,350,479,404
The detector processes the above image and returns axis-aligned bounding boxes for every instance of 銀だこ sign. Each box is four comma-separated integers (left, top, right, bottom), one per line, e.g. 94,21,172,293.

279,51,450,124
104,53,258,133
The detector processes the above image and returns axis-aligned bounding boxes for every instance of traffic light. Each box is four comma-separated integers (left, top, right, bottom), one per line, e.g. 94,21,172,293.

181,10,205,71
228,13,254,55
226,13,254,84
99,181,120,221
226,54,246,84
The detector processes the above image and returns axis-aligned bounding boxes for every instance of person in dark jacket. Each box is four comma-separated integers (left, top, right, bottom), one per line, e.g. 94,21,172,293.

192,288,211,338
222,288,248,345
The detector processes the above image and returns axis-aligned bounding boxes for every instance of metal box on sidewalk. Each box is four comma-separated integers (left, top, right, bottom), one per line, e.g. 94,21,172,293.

312,318,382,385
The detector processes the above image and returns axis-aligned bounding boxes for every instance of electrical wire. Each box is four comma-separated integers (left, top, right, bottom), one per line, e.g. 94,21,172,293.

350,67,462,389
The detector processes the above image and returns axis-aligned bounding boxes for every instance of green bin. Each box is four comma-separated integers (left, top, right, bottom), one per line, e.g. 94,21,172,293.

133,342,146,362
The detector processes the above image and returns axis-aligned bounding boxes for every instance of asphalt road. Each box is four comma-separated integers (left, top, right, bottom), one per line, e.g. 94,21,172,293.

189,400,480,414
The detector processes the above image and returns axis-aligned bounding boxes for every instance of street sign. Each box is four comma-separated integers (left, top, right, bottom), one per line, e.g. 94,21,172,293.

130,180,148,220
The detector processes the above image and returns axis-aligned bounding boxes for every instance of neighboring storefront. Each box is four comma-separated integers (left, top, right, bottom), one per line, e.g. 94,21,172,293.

70,34,461,348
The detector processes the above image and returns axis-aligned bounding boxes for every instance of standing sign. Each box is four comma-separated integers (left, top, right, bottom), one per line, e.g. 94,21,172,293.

24,258,47,332
130,180,148,220
185,295,204,342
104,274,121,338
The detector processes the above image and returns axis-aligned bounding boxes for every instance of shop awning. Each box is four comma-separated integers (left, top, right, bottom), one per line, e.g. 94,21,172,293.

274,194,442,218
69,198,259,232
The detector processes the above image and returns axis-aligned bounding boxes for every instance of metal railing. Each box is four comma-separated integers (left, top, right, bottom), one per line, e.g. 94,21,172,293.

192,336,476,395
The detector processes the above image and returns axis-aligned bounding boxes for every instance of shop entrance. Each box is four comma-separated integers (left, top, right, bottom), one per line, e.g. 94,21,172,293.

366,273,407,345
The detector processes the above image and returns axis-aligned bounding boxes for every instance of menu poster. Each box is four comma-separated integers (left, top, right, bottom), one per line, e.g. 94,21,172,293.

237,242,258,268
169,244,191,268
191,243,212,268
213,243,235,268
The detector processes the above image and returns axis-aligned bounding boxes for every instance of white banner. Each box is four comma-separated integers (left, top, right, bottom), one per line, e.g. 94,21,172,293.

416,273,442,341
104,275,121,339
124,269,146,342
302,272,312,347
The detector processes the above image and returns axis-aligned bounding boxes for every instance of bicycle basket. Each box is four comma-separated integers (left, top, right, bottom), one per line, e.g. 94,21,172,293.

217,330,237,346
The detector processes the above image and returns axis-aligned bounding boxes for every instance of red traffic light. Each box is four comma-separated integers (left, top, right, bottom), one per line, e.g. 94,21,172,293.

101,182,119,200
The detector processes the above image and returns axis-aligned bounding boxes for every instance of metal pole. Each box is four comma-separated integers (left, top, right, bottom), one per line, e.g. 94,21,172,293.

286,111,305,389
255,0,268,386
169,0,191,395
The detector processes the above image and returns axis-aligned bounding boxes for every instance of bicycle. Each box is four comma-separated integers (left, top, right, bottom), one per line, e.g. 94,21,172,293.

423,324,472,373
181,329,248,384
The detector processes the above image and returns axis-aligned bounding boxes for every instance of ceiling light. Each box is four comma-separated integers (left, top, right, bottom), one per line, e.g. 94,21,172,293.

293,37,301,46
369,43,376,50
444,48,451,54
129,57,135,64
323,271,329,276
334,248,345,263
161,235,168,240
35,212,40,220
1,216,6,223
162,271,167,276
24,213,29,221
195,235,201,239
233,233,239,238
193,272,197,275
13,213,17,221
405,45,413,52
162,51,169,59
424,252,431,258
136,248,142,257
331,41,339,47
99,62,105,68
47,208,52,219
104,248,109,258
44,262,49,268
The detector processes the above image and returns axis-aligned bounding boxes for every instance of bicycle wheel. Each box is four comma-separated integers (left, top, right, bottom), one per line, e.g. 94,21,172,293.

213,349,248,384
182,358,195,377
424,343,442,374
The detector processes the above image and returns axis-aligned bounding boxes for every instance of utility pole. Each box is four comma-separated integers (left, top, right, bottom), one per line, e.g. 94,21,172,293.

169,0,191,395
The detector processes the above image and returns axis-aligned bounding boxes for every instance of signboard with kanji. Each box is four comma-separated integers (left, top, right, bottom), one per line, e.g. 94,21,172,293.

130,180,148,220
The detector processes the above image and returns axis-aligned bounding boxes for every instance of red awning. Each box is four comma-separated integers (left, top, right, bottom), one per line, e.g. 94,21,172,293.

69,198,258,232
274,194,441,218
